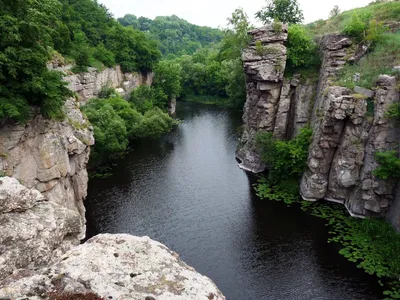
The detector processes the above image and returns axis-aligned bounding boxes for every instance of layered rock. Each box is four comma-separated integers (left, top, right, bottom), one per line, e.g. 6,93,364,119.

236,24,288,173
0,177,82,280
238,26,400,220
48,64,153,104
0,234,225,300
0,98,94,236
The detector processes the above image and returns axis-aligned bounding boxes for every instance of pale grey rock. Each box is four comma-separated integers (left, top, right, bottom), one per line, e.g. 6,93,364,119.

0,234,226,300
354,86,375,99
0,177,82,280
63,66,154,104
0,98,94,237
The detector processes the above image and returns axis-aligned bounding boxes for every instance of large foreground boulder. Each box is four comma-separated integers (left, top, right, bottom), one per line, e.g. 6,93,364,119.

0,234,226,300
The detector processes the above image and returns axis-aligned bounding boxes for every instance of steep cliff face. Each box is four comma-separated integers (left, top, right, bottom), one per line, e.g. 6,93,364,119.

0,177,82,280
236,25,288,173
0,98,94,235
49,64,154,104
237,25,400,221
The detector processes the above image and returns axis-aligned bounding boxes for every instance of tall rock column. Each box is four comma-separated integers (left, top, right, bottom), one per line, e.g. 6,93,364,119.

236,24,288,173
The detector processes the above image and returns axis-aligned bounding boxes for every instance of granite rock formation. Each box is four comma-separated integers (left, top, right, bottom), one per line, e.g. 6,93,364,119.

0,234,226,300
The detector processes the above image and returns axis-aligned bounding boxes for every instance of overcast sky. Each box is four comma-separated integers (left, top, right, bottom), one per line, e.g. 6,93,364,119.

98,0,372,28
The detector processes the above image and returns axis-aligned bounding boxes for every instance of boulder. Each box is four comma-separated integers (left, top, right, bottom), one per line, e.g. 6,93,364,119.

0,234,226,300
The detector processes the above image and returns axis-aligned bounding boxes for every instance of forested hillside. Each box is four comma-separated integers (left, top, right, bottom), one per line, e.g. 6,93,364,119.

0,0,161,122
118,14,223,57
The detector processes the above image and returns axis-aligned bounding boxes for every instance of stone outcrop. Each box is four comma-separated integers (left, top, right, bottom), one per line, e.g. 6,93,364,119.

0,98,94,237
238,26,400,221
0,234,225,300
48,64,154,104
236,24,288,173
0,177,82,280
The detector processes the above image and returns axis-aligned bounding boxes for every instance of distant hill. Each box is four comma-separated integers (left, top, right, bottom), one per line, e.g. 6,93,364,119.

118,14,223,57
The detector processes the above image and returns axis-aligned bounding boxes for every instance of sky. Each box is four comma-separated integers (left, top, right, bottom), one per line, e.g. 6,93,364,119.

98,0,372,28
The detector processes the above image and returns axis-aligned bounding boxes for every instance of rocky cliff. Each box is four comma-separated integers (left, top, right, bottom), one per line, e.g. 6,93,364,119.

237,24,400,222
0,65,224,297
48,64,154,104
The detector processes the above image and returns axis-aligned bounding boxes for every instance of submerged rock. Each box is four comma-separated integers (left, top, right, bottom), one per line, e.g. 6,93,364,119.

0,234,226,300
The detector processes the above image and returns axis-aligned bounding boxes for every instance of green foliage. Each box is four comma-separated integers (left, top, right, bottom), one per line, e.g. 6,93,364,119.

343,13,386,43
0,0,72,122
256,127,313,183
255,173,400,298
153,61,182,108
83,96,177,166
385,102,400,125
307,0,400,37
286,25,320,72
255,41,265,56
256,0,304,25
373,151,400,179
129,85,155,113
170,8,251,109
336,32,400,89
118,14,223,57
183,95,232,107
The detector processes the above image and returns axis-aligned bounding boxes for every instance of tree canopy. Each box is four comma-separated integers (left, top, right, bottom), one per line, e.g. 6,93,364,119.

256,0,304,24
118,14,223,57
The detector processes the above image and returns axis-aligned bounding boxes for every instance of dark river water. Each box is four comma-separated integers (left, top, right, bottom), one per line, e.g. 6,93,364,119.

86,102,383,299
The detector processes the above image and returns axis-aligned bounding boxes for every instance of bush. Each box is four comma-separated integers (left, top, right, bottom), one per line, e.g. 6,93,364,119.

286,25,320,71
385,102,400,125
343,13,386,44
373,151,400,179
256,126,313,183
98,87,118,99
129,85,155,113
93,43,115,67
83,96,177,166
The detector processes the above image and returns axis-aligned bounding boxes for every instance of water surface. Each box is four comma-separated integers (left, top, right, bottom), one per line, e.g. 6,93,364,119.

86,102,382,299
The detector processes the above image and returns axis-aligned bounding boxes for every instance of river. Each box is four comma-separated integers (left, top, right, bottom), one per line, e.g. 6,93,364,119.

86,101,383,299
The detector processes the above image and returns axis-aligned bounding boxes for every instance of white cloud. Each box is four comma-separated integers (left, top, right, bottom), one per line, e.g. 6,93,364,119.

98,0,372,28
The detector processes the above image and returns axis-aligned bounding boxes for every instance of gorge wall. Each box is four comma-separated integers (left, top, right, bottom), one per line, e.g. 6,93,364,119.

0,66,224,298
48,63,154,104
237,24,400,223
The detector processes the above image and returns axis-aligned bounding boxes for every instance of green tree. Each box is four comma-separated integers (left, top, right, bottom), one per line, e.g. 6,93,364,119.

329,5,341,18
0,0,71,122
256,0,304,24
153,61,182,107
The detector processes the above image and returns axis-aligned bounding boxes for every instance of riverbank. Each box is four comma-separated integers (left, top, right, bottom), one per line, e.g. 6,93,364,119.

181,95,234,107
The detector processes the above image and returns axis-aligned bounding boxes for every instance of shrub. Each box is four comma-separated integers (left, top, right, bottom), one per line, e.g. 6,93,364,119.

286,25,320,71
385,102,400,125
98,87,118,99
256,126,313,183
343,13,386,44
93,43,115,67
129,85,155,113
373,151,400,179
83,96,177,166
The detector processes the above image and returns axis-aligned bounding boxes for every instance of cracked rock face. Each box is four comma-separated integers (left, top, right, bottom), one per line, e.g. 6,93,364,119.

61,66,154,104
0,234,226,300
236,24,288,173
0,98,94,238
0,177,82,280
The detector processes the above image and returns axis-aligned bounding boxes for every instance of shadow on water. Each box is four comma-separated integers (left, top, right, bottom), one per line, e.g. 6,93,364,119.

86,102,384,300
